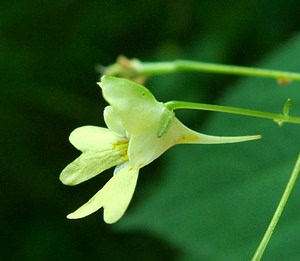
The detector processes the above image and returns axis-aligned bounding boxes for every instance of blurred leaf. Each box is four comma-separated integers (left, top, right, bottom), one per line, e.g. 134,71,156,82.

117,34,300,261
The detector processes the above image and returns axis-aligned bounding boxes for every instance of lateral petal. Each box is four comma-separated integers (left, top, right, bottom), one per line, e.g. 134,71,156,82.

60,143,128,185
66,163,139,224
69,125,126,152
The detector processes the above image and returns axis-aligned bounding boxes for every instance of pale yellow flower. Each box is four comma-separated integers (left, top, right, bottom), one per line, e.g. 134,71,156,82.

60,76,260,224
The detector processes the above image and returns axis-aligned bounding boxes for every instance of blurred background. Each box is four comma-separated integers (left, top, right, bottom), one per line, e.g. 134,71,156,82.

2,0,300,260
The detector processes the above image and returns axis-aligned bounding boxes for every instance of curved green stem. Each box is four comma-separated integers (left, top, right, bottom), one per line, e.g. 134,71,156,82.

251,153,300,261
164,100,300,125
174,60,300,81
108,57,300,82
141,60,300,81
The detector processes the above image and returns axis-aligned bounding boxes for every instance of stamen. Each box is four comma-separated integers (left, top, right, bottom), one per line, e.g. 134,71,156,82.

113,141,129,161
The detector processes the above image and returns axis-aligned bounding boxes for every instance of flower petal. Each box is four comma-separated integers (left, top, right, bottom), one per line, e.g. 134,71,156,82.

99,76,164,134
103,106,126,136
60,143,128,185
69,125,126,152
66,163,139,224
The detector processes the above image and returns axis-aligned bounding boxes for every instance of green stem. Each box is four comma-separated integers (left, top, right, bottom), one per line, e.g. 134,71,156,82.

251,153,300,261
139,60,300,82
164,101,300,125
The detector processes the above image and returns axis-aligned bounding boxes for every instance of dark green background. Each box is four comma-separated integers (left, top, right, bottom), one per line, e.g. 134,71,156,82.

2,1,300,260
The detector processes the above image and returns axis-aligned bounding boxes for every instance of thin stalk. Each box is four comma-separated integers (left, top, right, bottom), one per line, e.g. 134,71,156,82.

138,60,300,82
251,154,300,261
164,101,300,125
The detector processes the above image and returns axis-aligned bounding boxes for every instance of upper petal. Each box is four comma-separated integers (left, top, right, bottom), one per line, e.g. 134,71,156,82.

66,163,139,224
99,76,165,135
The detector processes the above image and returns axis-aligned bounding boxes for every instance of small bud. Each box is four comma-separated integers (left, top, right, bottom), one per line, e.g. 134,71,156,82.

283,98,291,116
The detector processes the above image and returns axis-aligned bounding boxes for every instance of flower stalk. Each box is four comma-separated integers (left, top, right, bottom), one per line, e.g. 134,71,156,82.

164,100,300,126
251,153,300,261
104,56,300,83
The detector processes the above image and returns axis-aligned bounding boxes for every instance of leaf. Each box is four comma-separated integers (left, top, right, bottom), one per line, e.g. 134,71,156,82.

116,34,300,261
